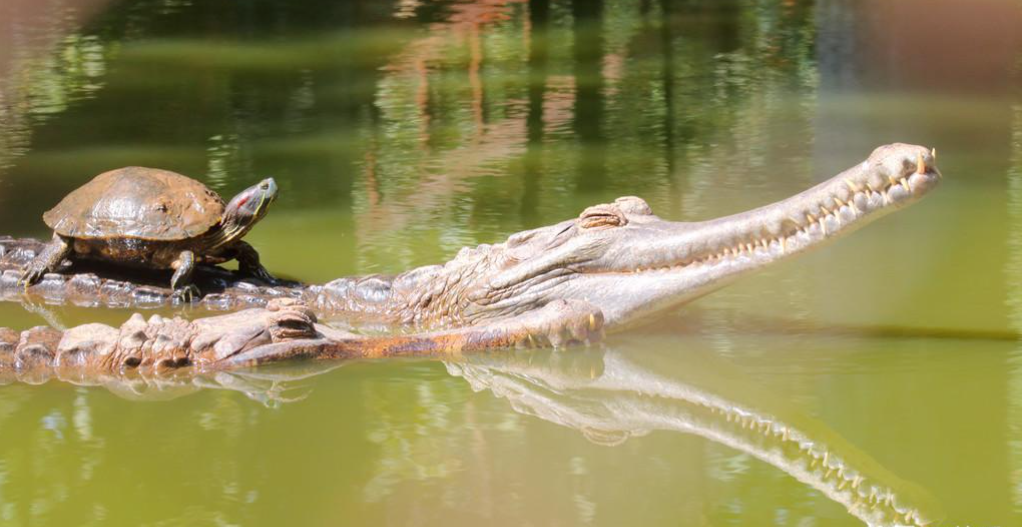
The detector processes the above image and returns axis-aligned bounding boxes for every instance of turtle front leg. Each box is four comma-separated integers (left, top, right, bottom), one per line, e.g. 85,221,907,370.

19,234,72,287
170,250,200,303
232,241,278,284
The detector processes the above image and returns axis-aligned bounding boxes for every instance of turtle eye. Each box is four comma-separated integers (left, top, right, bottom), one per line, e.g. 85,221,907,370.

259,182,269,190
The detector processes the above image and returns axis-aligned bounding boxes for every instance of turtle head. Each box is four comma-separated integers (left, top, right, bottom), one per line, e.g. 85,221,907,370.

216,178,278,246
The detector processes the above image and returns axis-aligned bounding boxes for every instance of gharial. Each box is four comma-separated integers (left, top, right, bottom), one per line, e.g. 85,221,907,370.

18,166,279,302
0,143,941,380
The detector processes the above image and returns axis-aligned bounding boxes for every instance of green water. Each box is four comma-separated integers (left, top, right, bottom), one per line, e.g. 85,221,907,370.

0,0,1020,525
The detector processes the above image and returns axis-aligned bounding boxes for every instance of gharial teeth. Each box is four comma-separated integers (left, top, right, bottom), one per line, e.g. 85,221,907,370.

663,173,924,270
916,152,926,174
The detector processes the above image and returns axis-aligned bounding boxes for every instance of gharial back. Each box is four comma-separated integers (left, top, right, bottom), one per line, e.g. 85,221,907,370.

43,167,226,241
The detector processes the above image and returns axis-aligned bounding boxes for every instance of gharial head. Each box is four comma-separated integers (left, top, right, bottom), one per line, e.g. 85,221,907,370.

216,178,278,245
445,143,941,330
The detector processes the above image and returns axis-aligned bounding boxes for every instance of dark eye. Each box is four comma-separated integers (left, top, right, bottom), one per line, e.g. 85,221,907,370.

259,183,269,190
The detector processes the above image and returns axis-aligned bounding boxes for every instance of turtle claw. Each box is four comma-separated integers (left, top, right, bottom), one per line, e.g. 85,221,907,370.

17,263,46,289
246,266,279,286
172,284,201,304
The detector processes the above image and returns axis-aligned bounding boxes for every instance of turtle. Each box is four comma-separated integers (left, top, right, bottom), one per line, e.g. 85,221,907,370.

19,166,279,302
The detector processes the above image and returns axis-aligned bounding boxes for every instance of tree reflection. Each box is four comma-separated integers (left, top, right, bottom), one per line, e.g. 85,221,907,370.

1,0,821,264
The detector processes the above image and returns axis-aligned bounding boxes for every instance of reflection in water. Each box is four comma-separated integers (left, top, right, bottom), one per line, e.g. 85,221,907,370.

0,360,340,407
1,0,836,283
0,1,111,172
343,0,822,273
1006,106,1022,331
446,346,943,526
570,0,606,193
30,345,944,526
356,0,537,270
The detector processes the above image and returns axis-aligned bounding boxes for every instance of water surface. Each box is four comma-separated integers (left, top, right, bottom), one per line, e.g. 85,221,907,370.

0,0,1020,525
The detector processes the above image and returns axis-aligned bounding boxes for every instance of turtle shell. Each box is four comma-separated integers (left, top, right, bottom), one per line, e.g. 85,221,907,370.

43,167,225,241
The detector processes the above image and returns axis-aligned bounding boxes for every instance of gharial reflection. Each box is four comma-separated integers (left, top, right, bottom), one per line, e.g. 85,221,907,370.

2,343,944,527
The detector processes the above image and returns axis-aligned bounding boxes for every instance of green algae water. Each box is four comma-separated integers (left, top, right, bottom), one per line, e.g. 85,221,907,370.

0,0,1020,525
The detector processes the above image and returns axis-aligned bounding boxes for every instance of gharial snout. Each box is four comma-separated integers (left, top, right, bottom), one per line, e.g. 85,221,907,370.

857,142,941,202
765,143,941,242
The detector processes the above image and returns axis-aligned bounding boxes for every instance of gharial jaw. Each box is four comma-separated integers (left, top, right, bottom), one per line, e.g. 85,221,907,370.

458,143,941,330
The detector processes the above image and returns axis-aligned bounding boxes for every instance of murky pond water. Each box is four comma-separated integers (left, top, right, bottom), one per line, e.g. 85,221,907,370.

0,0,1020,525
